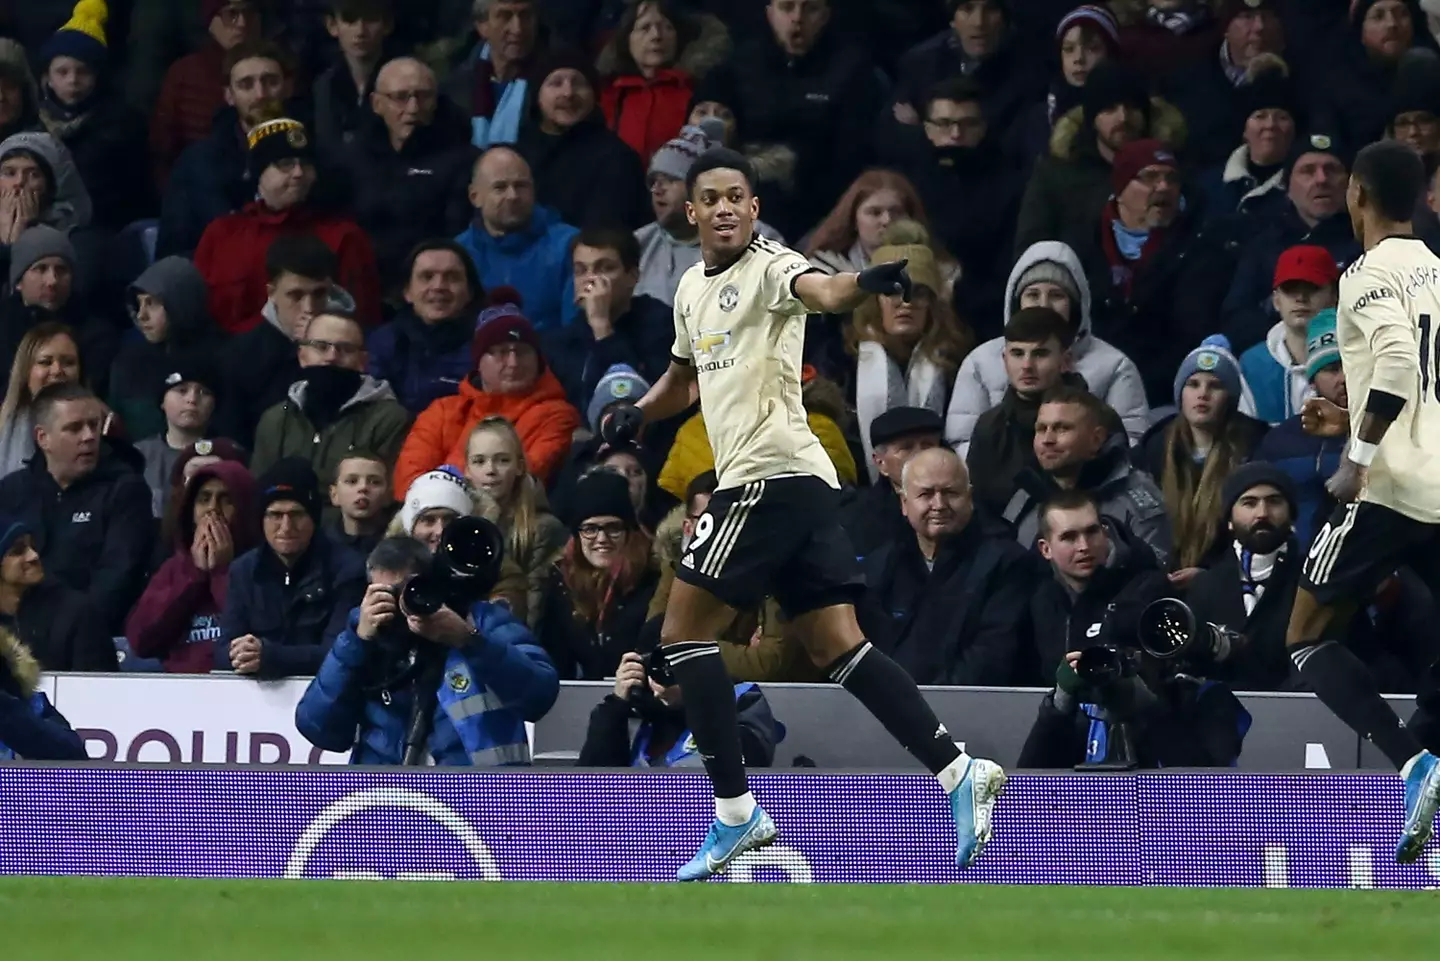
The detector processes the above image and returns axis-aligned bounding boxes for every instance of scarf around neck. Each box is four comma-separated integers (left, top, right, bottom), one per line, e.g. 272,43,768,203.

856,340,948,482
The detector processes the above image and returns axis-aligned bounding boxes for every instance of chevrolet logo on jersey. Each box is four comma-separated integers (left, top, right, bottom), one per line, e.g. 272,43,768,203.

693,330,731,357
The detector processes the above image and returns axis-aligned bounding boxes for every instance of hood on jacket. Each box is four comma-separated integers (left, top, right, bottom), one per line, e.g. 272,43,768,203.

0,39,39,134
1004,240,1095,356
653,502,687,569
286,372,398,411
0,130,92,232
1049,96,1188,164
0,625,39,698
177,459,259,554
128,257,215,347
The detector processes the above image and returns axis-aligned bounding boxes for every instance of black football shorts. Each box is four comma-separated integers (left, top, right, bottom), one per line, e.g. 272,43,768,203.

1302,499,1440,604
674,474,864,618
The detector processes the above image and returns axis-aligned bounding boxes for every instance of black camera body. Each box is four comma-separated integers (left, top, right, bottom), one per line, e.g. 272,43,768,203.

400,516,507,617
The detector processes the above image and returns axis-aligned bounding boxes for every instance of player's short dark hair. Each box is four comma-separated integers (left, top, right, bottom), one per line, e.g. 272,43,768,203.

367,536,431,578
32,381,95,428
222,39,292,83
571,227,641,272
684,470,718,513
1353,140,1426,223
924,78,983,115
1004,307,1074,348
1040,383,1110,428
266,233,338,283
686,148,756,198
1037,489,1102,540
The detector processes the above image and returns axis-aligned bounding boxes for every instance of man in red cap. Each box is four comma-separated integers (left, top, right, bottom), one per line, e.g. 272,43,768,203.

1238,244,1340,424
392,291,580,496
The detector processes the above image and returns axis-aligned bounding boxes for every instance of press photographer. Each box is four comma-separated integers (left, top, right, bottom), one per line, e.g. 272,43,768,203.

295,527,559,766
576,649,783,768
1019,491,1251,769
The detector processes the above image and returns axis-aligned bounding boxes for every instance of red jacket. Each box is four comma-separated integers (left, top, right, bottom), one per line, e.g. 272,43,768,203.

393,369,580,497
194,201,382,334
125,461,258,673
150,40,227,191
600,69,694,163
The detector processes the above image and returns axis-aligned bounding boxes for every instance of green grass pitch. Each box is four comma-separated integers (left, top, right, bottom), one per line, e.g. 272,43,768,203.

1,877,1436,960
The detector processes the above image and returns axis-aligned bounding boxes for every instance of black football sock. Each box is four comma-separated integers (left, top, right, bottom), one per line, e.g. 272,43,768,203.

1292,640,1421,770
828,641,963,776
664,641,750,800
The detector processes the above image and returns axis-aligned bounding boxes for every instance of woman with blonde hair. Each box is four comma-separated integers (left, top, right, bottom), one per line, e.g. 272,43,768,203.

464,415,569,628
0,322,83,475
804,170,955,282
535,469,658,680
849,220,974,478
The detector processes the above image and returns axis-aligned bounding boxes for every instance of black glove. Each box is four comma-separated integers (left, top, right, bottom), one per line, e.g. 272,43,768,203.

856,259,912,301
599,404,645,446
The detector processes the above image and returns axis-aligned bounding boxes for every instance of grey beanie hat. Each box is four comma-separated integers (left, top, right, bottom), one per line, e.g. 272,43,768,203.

1011,260,1081,314
8,224,74,288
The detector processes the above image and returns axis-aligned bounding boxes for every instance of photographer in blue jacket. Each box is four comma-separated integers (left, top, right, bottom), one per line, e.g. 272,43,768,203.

296,535,559,765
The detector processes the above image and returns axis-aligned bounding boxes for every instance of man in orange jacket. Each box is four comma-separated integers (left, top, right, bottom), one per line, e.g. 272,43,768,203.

393,291,580,496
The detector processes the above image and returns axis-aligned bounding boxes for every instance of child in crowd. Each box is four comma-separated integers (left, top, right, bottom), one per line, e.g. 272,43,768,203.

1238,245,1340,425
328,451,394,558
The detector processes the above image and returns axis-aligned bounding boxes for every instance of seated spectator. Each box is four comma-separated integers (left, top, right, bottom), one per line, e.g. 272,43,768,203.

1195,57,1299,225
0,382,153,633
125,460,256,673
1009,5,1118,167
222,236,343,447
899,79,1023,330
250,302,411,497
443,0,541,149
947,239,1149,453
1030,489,1169,683
656,364,857,500
599,1,729,163
1184,462,1303,691
731,0,885,238
455,146,579,331
394,294,581,495
967,307,1122,520
108,256,219,440
805,170,946,279
535,469,659,679
1221,132,1359,353
194,115,381,333
342,56,475,293
0,323,82,476
632,118,781,306
1014,60,1182,258
327,452,395,558
1386,50,1440,155
0,135,94,273
463,415,568,627
0,516,114,671
36,4,154,231
577,649,782,768
135,358,222,519
1004,385,1172,566
849,220,971,479
1237,245,1339,425
596,441,669,533
159,437,248,520
149,0,263,190
157,40,291,258
295,535,559,765
0,600,86,759
1138,336,1268,583
862,447,1031,686
844,407,943,561
1117,0,1223,82
0,227,106,399
366,240,484,415
515,49,648,232
1162,0,1286,169
1320,0,1434,149
218,457,366,677
1255,310,1347,548
0,41,40,146
311,0,395,158
543,227,673,411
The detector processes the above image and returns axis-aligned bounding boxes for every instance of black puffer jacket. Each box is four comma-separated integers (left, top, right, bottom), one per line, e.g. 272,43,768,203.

534,562,660,680
516,113,649,232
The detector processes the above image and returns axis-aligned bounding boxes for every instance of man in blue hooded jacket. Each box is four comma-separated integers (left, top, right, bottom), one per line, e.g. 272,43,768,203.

296,535,558,765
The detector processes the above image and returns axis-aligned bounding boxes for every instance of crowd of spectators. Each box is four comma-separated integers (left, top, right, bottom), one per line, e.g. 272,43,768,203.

3,0,1440,764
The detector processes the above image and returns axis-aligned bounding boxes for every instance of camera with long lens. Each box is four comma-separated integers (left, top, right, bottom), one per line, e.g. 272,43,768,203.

628,647,677,704
1137,597,1240,666
400,516,506,618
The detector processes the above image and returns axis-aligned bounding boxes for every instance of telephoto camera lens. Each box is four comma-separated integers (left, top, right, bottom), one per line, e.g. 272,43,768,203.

400,573,447,617
1075,646,1132,686
1138,598,1199,659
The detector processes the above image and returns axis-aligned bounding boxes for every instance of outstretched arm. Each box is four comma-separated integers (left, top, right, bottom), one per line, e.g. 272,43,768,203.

793,259,913,315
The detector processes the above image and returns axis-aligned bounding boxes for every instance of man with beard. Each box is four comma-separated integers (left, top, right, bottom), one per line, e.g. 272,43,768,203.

1184,462,1304,691
1221,132,1360,354
862,447,1032,686
898,78,1021,320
